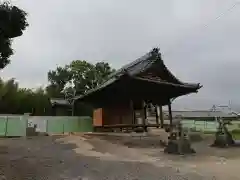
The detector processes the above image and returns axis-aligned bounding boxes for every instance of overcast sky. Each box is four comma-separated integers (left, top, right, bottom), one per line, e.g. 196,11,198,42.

0,0,240,110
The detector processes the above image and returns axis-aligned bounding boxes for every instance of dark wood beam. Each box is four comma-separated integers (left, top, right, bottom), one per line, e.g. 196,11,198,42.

168,102,173,131
159,106,164,128
155,106,159,128
95,124,165,128
130,100,135,125
142,101,147,132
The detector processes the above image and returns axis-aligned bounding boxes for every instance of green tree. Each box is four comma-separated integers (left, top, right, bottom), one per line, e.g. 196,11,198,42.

47,60,115,97
70,61,115,94
95,62,114,84
0,78,51,115
0,1,28,69
0,78,19,113
0,60,115,115
46,66,72,98
45,84,64,98
70,60,96,95
31,87,51,115
46,60,115,116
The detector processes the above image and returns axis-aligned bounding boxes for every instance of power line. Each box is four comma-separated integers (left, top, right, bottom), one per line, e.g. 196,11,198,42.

164,1,240,55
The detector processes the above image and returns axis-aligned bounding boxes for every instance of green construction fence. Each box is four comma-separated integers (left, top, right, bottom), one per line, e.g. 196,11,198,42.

46,116,93,134
0,116,93,137
0,116,28,137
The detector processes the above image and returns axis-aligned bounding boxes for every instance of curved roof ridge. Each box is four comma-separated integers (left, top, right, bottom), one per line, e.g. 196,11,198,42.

74,48,202,100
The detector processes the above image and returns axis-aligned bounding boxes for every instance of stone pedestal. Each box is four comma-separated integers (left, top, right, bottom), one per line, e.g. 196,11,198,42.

164,139,195,155
211,133,235,148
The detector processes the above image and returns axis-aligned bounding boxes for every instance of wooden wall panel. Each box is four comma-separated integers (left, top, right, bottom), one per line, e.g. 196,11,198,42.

104,102,133,125
93,108,103,126
93,101,134,126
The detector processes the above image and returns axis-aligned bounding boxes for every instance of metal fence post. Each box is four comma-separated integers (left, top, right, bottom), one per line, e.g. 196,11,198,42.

4,116,8,137
46,119,49,133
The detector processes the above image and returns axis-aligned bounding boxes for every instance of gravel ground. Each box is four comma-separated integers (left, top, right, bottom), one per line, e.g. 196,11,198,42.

0,134,239,180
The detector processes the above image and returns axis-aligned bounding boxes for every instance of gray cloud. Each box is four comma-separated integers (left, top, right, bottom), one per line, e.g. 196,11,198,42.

0,0,239,110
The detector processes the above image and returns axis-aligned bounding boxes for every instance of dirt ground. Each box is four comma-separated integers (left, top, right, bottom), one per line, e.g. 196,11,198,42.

0,131,240,180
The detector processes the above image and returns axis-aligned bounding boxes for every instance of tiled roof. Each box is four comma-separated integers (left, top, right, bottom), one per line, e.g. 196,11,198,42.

74,48,201,101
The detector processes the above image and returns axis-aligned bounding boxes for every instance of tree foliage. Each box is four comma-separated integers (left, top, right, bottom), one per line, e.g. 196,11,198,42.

0,60,115,115
47,60,115,97
46,66,72,98
0,78,51,115
0,1,28,69
0,2,117,116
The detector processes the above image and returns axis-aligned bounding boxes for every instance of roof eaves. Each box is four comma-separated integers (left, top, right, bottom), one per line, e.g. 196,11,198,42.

74,50,157,101
74,76,118,101
133,76,201,90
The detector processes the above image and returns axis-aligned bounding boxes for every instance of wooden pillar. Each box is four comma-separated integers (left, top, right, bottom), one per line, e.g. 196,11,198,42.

155,106,159,128
168,102,173,130
130,100,135,125
144,104,147,122
155,105,164,128
133,111,136,124
142,101,147,132
159,106,164,128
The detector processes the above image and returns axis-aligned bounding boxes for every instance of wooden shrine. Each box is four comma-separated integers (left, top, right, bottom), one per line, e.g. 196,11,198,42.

74,48,202,132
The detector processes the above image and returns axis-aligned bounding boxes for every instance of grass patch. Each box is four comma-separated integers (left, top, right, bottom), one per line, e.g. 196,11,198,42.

202,131,215,134
231,129,240,140
232,133,240,140
190,130,240,140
